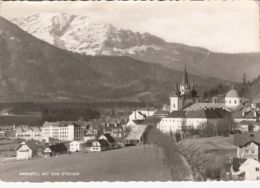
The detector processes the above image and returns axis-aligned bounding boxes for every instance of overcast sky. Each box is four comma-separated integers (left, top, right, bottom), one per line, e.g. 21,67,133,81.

1,1,259,53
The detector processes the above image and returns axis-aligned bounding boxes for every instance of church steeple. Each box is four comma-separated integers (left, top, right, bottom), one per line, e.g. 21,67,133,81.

183,65,189,85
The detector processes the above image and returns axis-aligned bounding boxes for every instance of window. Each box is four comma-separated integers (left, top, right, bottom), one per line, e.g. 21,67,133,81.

256,168,259,172
229,100,231,104
252,150,256,154
245,149,250,154
234,100,237,104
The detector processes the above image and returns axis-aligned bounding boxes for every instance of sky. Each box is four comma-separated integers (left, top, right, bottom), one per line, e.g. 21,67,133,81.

0,1,259,53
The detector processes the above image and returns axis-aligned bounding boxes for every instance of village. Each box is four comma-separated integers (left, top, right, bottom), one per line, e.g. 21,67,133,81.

0,66,260,181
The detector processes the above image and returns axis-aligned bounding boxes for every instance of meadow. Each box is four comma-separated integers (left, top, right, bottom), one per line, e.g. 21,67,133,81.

0,145,172,182
177,135,236,180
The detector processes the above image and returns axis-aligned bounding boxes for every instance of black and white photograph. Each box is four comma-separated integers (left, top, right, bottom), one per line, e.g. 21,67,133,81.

0,0,260,183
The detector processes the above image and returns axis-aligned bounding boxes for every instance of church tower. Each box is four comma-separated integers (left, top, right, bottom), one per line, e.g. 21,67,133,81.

170,84,183,112
179,65,194,96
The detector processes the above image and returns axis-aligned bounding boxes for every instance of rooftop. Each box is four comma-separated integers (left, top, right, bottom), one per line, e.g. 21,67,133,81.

226,89,240,98
234,133,260,147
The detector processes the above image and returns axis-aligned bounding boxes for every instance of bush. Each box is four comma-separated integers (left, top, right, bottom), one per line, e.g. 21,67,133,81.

147,128,190,181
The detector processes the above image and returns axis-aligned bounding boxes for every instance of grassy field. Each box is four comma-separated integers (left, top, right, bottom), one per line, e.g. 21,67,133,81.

0,138,21,158
0,145,172,182
177,135,236,180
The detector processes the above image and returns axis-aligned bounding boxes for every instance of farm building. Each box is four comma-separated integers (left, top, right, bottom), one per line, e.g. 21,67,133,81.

42,146,52,158
16,141,38,160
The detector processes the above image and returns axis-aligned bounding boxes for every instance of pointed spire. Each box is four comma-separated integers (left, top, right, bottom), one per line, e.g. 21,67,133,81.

183,65,189,85
174,83,180,96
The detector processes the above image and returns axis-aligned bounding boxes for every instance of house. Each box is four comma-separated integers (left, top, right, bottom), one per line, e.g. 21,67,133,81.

231,158,260,180
0,131,5,138
98,133,116,149
69,140,85,152
232,109,259,123
137,109,156,117
0,108,13,116
252,94,260,109
128,110,146,121
104,126,124,140
236,121,260,133
0,125,16,138
49,143,67,156
15,126,42,141
16,141,38,160
125,125,148,146
86,140,109,152
234,133,260,160
85,126,98,136
126,119,145,128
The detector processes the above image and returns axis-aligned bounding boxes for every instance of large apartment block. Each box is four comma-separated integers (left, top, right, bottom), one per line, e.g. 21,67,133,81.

42,121,84,142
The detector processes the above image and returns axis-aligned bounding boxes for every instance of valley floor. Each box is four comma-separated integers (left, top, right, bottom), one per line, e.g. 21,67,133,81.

0,145,173,182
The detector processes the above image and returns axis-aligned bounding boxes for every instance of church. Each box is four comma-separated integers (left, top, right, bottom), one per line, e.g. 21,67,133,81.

169,65,199,112
158,66,259,134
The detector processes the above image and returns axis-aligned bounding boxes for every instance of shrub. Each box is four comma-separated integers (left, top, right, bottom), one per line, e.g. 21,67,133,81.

147,128,190,181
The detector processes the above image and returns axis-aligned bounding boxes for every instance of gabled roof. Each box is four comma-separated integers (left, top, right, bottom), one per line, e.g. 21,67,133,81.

167,111,186,118
166,109,229,119
16,141,40,152
183,103,225,111
42,121,60,127
232,158,247,172
238,120,260,126
126,125,148,140
103,133,115,143
97,139,109,147
234,133,260,147
186,109,230,119
153,109,169,116
132,120,145,124
142,117,161,125
232,110,258,119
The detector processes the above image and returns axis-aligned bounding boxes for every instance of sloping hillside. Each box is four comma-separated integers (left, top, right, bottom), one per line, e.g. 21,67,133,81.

0,17,226,103
10,13,260,81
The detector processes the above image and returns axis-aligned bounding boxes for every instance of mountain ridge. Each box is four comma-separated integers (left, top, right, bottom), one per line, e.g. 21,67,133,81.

9,13,260,81
0,16,227,104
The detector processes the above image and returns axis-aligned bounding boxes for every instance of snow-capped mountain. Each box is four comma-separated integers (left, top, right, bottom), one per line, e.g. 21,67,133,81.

9,13,260,81
10,13,166,56
1,17,225,103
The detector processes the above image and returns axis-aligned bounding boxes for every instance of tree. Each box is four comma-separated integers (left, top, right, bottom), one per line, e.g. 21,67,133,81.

243,73,247,85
